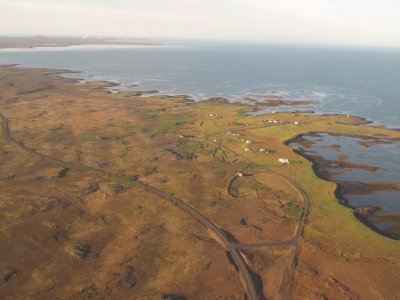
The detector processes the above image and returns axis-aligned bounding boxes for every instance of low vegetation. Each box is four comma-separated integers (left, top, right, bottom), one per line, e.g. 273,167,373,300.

144,165,158,176
283,201,303,219
2,66,400,300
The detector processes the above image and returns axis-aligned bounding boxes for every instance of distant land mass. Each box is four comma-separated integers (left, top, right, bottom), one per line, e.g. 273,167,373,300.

0,36,162,49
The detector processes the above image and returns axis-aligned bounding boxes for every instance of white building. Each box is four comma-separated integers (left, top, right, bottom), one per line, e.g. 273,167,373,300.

279,158,290,164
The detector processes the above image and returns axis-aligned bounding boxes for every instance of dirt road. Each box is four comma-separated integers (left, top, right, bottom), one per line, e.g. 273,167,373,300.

0,112,310,299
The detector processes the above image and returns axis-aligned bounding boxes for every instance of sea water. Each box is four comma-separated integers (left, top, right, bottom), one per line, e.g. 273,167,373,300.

0,40,399,127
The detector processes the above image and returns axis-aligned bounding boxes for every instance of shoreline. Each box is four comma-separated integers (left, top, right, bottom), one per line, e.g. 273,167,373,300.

0,36,164,50
1,65,400,298
0,44,169,52
21,66,400,240
60,68,400,130
1,64,398,129
59,69,400,130
285,133,400,240
3,64,400,240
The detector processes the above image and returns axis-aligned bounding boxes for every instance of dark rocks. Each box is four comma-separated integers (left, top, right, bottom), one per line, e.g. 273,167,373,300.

84,183,100,196
123,266,136,288
57,167,69,178
112,265,136,289
6,174,16,180
45,197,69,212
112,184,125,194
75,244,92,259
3,267,18,283
158,176,169,184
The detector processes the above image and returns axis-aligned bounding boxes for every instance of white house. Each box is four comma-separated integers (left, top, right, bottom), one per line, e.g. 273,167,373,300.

279,158,290,164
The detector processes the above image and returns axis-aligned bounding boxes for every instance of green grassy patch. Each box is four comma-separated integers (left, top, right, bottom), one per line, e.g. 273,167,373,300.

205,200,216,207
213,169,227,177
211,146,228,162
141,113,194,138
80,133,124,141
99,134,124,141
111,184,125,193
239,161,264,170
43,134,64,142
250,181,271,191
165,147,198,161
120,123,136,131
258,218,269,224
80,133,98,141
283,202,303,219
144,165,158,176
235,107,252,116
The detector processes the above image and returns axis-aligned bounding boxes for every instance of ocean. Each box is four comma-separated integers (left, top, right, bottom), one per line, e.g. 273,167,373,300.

0,41,399,127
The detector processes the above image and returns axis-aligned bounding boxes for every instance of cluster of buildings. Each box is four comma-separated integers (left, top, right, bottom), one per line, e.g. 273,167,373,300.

240,136,291,165
225,131,241,136
208,112,291,165
244,147,269,154
263,119,300,126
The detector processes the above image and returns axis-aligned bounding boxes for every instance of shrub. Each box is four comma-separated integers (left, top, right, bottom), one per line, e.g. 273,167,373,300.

144,165,158,176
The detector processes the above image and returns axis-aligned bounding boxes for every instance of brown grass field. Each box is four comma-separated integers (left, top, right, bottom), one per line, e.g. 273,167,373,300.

0,66,399,299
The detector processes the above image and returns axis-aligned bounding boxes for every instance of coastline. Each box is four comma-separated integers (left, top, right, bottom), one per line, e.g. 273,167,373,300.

3,64,400,240
1,65,400,299
47,67,400,239
1,41,399,129
0,36,163,50
0,44,169,52
60,69,400,129
57,69,400,130
285,132,400,240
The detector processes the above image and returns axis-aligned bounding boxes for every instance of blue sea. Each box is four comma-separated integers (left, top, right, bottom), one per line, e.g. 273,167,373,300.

0,40,399,127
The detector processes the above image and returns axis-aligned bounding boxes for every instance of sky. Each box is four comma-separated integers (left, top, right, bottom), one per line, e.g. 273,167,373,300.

1,0,400,47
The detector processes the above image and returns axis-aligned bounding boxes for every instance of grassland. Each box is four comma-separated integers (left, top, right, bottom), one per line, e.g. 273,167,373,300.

0,66,399,300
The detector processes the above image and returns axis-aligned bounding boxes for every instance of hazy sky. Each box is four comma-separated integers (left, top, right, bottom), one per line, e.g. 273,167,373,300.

1,0,400,47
